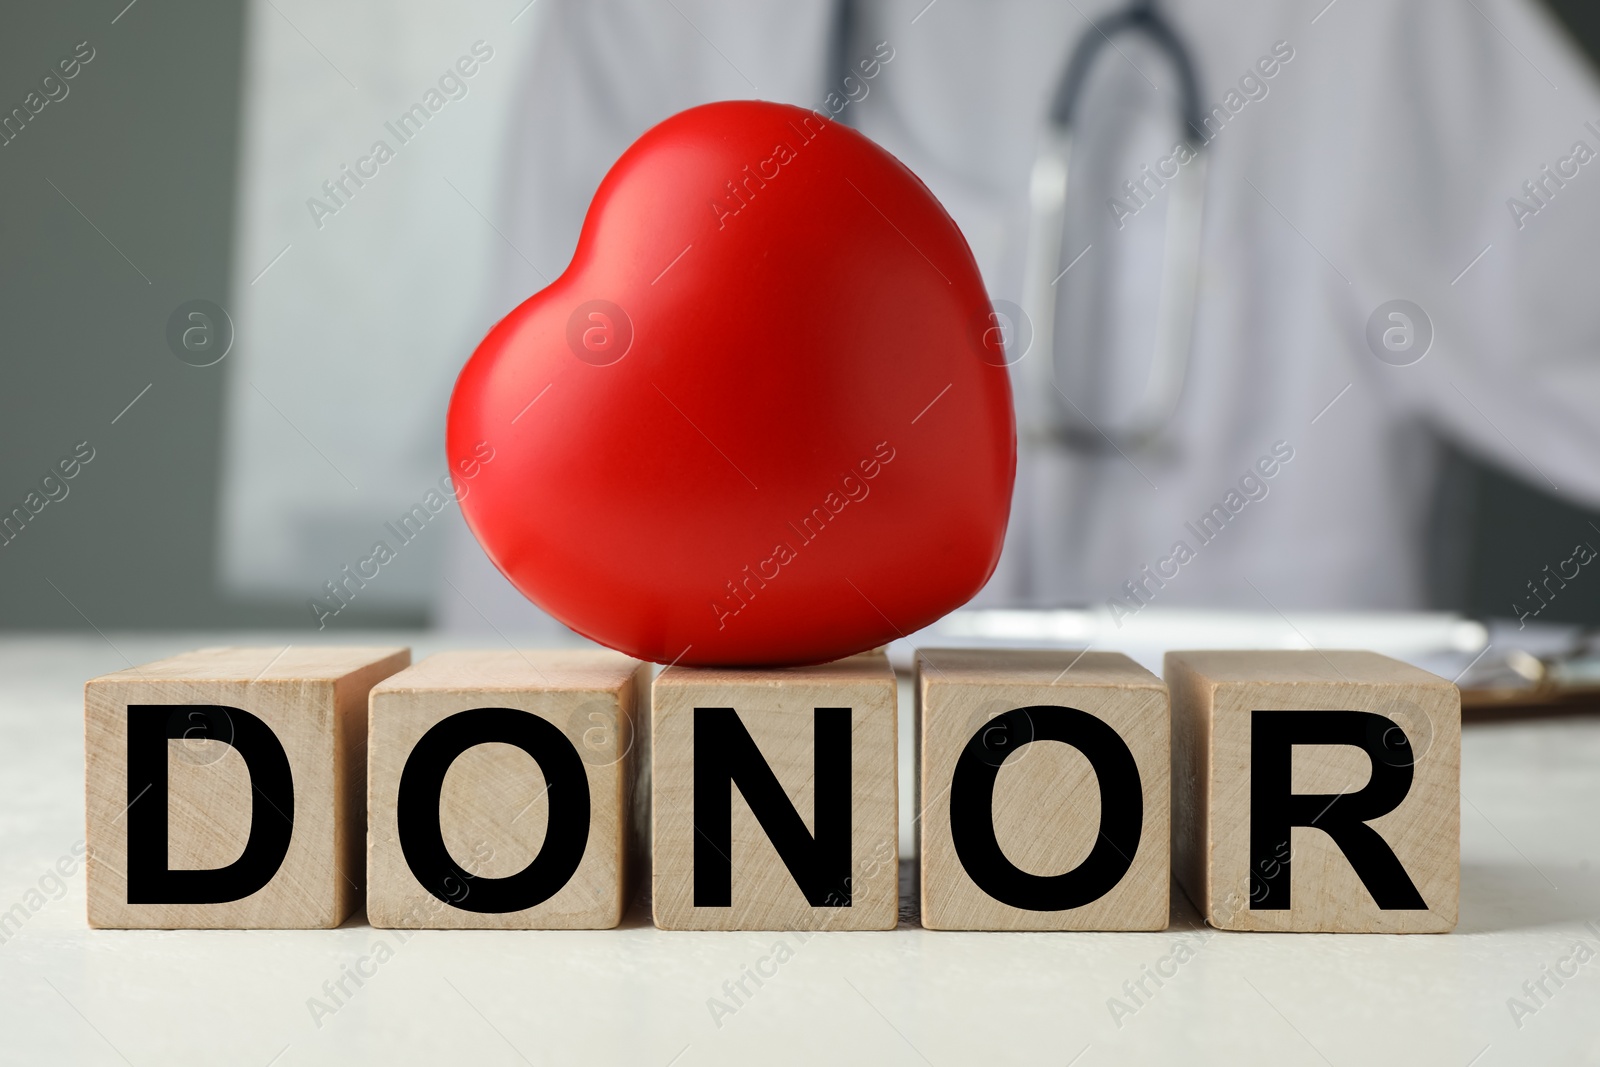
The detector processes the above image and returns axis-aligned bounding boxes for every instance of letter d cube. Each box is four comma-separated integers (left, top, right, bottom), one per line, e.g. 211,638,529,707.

84,646,409,928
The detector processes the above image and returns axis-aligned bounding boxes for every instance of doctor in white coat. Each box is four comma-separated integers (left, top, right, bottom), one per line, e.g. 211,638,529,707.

441,0,1600,636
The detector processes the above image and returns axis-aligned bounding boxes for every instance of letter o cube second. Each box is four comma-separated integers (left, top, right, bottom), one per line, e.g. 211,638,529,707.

917,649,1170,930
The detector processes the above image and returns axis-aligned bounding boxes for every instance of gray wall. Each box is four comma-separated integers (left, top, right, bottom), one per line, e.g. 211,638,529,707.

0,0,420,629
1,0,1596,631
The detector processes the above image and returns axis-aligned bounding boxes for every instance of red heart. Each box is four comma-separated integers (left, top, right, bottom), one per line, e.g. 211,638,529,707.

447,100,1015,666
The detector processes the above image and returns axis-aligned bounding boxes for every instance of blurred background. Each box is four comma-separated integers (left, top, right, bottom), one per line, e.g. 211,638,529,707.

3,0,1600,646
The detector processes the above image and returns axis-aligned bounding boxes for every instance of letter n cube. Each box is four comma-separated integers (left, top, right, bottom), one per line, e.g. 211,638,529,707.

652,654,898,930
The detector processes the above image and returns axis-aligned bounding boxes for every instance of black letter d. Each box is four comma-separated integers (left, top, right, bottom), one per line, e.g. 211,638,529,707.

126,705,294,904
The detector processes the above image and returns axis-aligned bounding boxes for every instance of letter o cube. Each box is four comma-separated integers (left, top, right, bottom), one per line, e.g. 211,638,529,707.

366,650,647,929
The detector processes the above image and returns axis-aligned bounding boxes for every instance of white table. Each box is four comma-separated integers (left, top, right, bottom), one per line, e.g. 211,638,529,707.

3,633,1597,1066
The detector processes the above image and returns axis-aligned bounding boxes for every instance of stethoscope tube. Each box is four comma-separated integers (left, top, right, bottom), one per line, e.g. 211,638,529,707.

1049,1,1204,136
826,0,1207,455
1024,0,1208,455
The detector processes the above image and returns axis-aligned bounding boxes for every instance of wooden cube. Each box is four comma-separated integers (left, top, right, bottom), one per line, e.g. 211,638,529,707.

916,649,1169,931
652,654,898,930
366,650,648,929
1167,649,1459,932
85,646,410,928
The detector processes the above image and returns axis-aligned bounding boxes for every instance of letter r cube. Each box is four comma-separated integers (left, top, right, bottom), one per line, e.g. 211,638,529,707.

1167,650,1459,932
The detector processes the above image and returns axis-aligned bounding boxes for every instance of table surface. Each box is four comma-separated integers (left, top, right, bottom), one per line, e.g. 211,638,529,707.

3,633,1599,1067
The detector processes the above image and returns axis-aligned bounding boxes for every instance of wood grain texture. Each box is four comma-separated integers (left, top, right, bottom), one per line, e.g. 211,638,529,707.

916,649,1169,930
85,646,410,929
652,654,897,930
366,650,648,929
1166,649,1459,933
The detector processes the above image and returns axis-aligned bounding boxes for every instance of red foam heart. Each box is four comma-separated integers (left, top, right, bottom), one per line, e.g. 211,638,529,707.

447,100,1015,666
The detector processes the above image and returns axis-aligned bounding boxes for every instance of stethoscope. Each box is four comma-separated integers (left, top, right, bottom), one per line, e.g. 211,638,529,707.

830,0,1208,456
1025,0,1208,455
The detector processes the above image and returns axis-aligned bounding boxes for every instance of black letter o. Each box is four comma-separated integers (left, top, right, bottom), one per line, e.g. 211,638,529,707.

949,706,1142,911
397,707,590,913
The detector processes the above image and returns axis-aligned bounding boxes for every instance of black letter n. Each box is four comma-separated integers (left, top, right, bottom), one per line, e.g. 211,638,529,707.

693,707,851,908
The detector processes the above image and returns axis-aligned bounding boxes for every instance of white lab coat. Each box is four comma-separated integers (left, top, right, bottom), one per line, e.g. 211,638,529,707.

441,0,1600,634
